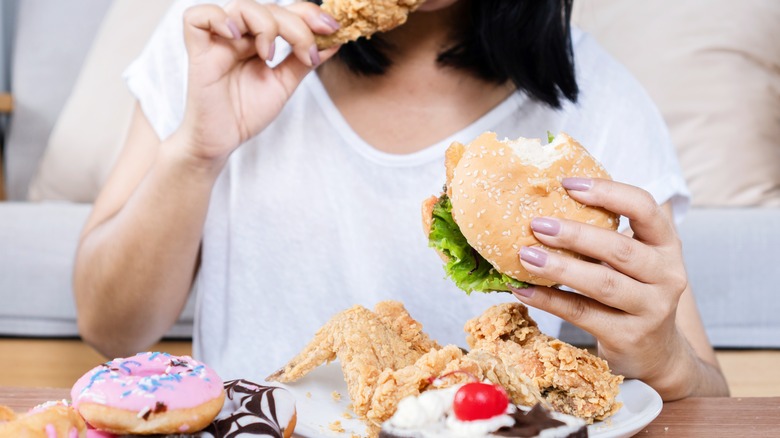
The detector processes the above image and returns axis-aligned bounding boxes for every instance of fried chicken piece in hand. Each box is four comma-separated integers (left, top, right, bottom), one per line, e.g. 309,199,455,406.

465,303,623,422
267,301,438,417
315,0,426,49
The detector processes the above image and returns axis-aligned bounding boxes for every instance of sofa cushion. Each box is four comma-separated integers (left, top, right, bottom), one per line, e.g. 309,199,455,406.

677,209,780,348
573,0,780,207
28,0,173,202
0,202,195,338
4,0,111,201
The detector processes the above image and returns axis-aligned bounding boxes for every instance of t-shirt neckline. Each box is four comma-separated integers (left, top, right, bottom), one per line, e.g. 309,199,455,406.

304,73,525,167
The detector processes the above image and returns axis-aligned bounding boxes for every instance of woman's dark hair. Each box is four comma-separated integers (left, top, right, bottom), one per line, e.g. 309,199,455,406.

308,0,577,108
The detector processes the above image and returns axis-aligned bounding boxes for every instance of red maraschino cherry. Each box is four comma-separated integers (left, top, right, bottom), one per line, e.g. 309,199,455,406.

452,382,510,421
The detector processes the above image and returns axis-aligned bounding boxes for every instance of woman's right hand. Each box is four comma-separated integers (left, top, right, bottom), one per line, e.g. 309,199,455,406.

177,0,340,165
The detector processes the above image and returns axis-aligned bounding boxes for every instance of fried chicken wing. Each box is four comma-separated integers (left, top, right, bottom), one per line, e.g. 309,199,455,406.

316,0,425,49
373,300,441,355
267,302,436,417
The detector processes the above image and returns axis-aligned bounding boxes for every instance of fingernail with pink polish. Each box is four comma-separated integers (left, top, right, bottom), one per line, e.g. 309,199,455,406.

309,45,321,67
520,246,547,268
531,217,560,236
319,13,340,31
267,40,276,61
511,286,536,299
226,19,241,40
562,177,593,191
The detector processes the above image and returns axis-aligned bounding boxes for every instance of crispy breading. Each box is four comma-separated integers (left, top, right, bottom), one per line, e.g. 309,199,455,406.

366,345,465,426
465,303,624,422
462,349,544,407
316,0,425,49
373,301,441,355
270,300,623,434
266,303,431,416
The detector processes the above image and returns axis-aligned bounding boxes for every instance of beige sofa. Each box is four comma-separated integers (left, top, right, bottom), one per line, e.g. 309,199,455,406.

1,0,778,347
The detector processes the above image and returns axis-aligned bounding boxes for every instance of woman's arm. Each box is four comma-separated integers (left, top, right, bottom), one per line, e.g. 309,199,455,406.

513,178,729,399
73,0,340,358
74,105,220,358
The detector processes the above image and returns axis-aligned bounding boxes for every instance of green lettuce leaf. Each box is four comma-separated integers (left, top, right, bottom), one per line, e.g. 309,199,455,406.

428,195,529,294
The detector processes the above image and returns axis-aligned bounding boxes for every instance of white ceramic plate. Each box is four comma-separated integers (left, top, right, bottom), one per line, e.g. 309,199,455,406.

275,362,662,437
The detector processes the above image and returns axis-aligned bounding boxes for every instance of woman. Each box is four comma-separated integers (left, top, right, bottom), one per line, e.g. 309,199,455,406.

73,0,728,399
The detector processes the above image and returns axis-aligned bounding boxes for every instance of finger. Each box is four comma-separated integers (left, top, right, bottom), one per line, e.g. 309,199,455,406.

530,216,661,283
183,3,266,65
562,178,675,247
286,1,342,36
510,284,621,341
272,45,340,93
266,5,320,66
182,4,241,53
518,245,646,314
225,0,279,60
228,1,321,66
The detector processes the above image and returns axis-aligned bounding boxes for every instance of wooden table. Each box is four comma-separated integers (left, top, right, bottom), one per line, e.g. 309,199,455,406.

2,387,778,436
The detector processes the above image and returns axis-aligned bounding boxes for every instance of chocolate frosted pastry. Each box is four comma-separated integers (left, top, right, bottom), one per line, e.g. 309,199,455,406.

379,384,587,438
200,379,297,438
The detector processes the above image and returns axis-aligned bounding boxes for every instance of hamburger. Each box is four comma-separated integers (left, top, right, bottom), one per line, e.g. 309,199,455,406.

422,132,619,293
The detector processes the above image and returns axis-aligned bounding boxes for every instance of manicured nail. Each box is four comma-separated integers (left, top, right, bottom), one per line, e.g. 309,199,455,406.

531,217,560,236
510,285,536,299
309,45,321,67
520,246,547,268
562,177,593,191
319,12,340,31
267,40,276,61
226,18,241,40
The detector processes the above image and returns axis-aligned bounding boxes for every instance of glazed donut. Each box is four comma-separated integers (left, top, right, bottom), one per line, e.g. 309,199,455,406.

0,400,86,438
71,352,225,435
201,379,297,438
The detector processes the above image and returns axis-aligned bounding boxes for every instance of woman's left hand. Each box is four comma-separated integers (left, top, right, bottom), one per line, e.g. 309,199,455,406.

512,177,716,399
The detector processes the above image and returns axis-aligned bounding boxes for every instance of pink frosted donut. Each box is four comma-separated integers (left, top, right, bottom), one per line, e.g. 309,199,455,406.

71,352,225,435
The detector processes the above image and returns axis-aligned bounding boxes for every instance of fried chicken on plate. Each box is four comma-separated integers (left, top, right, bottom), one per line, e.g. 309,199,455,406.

268,300,623,434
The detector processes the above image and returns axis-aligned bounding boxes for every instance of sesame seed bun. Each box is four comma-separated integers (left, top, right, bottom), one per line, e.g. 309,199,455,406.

435,132,619,287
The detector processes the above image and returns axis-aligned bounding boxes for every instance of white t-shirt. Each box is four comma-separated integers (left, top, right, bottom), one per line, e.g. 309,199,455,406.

125,0,690,381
